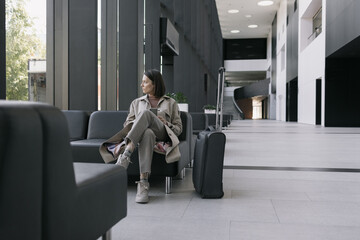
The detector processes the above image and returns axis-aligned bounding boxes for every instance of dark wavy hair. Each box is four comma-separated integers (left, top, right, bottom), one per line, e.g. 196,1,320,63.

144,69,166,98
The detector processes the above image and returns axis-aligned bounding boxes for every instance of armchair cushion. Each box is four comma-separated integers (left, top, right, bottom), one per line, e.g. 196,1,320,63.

87,111,128,139
71,139,106,163
72,163,127,239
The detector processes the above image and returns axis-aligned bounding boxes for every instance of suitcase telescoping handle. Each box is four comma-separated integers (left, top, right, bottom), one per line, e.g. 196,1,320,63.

216,67,225,131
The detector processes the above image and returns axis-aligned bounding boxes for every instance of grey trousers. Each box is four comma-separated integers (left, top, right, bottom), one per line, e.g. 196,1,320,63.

126,110,167,174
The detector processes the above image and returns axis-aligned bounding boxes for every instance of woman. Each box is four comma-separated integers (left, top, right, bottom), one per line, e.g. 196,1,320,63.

100,69,182,203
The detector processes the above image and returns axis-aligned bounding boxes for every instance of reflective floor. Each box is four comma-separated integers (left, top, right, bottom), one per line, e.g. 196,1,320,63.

110,120,360,240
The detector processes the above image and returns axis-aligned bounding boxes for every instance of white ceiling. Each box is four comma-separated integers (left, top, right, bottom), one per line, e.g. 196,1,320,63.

216,0,281,87
215,0,281,39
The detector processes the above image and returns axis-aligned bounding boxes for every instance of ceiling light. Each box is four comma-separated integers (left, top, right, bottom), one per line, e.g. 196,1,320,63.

228,9,239,14
248,25,258,28
245,14,252,18
257,1,274,6
230,30,240,33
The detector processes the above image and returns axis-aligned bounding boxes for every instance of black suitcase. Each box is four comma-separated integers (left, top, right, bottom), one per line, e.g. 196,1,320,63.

193,131,226,198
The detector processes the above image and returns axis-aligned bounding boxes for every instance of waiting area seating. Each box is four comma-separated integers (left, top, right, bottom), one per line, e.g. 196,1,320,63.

64,110,193,194
0,101,127,240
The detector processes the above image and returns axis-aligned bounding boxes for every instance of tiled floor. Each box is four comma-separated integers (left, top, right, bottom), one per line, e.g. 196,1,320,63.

110,120,360,240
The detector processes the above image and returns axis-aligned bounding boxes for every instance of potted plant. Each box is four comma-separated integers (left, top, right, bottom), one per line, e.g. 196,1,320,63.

203,104,216,114
166,92,188,112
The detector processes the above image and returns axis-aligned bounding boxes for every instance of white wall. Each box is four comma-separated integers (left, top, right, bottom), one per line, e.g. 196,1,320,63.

276,0,287,121
224,87,237,97
224,59,268,72
298,0,326,125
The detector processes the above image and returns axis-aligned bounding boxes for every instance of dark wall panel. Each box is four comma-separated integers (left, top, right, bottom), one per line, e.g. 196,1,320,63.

145,0,161,71
286,1,298,82
119,0,143,110
325,57,360,127
158,0,222,111
316,79,321,125
183,0,191,38
173,34,185,95
100,0,118,110
0,0,5,99
326,0,360,57
325,1,360,126
224,39,267,60
160,0,176,94
286,78,298,122
271,14,277,93
68,0,97,110
162,56,174,92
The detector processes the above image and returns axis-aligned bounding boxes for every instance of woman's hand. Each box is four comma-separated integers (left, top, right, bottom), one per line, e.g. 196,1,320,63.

158,116,167,126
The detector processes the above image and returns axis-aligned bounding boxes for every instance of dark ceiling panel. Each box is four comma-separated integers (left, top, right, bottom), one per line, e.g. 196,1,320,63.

224,38,267,60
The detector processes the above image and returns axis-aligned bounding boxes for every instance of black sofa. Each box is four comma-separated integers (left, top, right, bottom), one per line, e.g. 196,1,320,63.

0,101,127,240
65,110,193,194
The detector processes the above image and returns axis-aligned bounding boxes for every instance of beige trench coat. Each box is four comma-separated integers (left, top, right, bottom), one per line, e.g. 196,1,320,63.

99,95,183,164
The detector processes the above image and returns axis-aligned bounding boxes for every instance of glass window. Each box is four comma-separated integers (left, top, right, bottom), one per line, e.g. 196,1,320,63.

313,7,322,38
6,0,46,101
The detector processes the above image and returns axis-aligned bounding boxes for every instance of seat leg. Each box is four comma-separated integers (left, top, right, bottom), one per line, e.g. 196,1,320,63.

174,168,185,180
187,160,193,168
102,229,111,240
165,177,172,194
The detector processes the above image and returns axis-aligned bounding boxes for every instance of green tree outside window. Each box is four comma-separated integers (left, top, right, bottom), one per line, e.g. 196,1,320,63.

5,0,45,100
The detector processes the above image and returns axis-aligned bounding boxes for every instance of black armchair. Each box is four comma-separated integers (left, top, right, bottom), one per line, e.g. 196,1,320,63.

0,101,127,240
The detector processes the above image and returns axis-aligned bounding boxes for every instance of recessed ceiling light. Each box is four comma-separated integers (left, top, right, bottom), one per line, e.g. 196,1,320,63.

257,1,274,6
248,25,258,28
245,14,252,18
228,9,239,14
230,30,240,33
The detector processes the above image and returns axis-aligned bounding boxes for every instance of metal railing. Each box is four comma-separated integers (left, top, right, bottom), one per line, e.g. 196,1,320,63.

216,67,225,131
307,25,322,44
232,95,245,120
